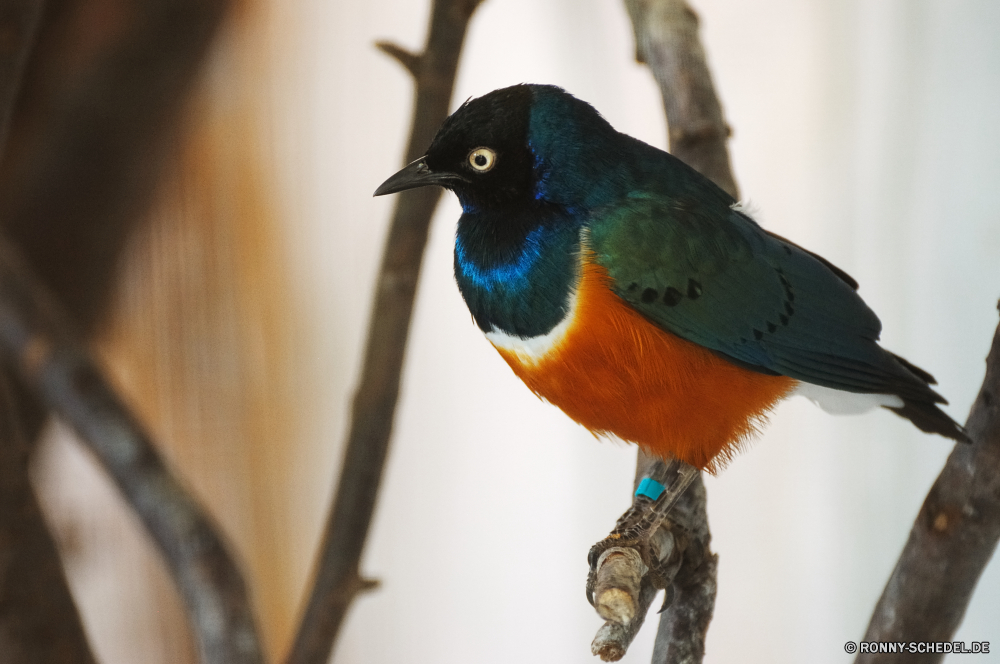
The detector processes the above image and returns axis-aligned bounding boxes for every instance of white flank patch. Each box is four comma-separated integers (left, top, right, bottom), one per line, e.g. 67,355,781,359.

485,288,579,364
794,382,903,415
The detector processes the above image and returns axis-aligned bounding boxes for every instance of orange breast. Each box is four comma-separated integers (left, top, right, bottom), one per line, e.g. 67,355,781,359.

492,257,796,472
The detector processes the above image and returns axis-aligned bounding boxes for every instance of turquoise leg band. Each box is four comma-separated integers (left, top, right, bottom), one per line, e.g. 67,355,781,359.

635,477,666,501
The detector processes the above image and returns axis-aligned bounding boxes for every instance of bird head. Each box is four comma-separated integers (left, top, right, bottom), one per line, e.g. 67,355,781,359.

374,84,621,211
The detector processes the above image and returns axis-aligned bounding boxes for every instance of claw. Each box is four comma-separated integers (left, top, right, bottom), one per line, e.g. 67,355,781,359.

587,533,622,570
658,584,676,613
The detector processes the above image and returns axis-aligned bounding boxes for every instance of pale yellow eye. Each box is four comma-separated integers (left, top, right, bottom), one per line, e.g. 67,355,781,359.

468,147,496,172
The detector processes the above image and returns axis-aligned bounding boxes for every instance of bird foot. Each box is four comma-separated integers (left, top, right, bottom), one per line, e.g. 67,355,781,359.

586,523,675,608
586,459,699,610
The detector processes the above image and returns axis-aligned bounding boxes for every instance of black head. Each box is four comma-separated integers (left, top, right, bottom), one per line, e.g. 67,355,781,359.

374,85,537,210
375,84,627,212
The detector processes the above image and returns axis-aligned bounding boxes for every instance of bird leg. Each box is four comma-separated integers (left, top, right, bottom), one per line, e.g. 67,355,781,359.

586,458,699,619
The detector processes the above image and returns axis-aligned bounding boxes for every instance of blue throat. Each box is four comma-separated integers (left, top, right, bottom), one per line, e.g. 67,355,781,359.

455,225,547,293
453,205,582,338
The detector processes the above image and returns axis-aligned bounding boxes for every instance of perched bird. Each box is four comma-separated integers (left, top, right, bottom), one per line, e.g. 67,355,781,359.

375,84,968,472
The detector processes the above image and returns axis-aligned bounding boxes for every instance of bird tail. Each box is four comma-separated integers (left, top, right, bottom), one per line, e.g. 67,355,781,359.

882,352,971,443
885,399,971,443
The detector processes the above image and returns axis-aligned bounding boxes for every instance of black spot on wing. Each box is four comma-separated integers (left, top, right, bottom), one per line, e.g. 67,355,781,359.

663,287,683,306
641,287,658,303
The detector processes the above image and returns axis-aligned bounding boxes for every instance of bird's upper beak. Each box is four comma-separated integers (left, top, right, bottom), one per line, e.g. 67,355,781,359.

373,157,467,196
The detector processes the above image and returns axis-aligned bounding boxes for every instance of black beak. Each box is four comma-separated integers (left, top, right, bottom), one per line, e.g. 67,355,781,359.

373,157,467,196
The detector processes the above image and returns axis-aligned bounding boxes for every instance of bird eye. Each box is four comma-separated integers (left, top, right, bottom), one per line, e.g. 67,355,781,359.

467,147,496,172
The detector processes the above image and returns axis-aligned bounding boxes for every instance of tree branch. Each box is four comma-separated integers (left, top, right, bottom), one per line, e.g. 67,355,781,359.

0,237,264,663
592,578,660,662
0,0,233,334
589,0,739,660
285,2,484,663
0,370,98,664
0,0,271,658
624,0,739,199
590,453,715,662
375,41,422,79
857,304,1000,664
650,469,715,664
0,2,98,661
0,0,42,154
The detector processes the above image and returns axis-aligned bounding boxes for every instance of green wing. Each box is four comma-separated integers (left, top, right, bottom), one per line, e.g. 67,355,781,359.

587,192,940,402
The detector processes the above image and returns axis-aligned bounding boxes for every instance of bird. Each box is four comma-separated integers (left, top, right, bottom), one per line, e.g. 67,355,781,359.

374,83,969,473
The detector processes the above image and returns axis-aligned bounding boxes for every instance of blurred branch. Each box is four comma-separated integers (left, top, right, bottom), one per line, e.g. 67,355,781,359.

857,305,1000,664
0,0,272,660
286,1,484,663
0,2,98,661
0,0,232,333
0,371,97,664
0,0,42,152
0,237,264,663
588,0,740,660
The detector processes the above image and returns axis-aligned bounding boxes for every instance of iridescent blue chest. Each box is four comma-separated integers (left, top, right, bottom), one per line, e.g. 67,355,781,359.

453,205,582,338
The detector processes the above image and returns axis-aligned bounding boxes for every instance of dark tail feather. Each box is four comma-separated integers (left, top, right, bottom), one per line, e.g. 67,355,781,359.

888,351,938,386
883,351,969,441
885,399,971,443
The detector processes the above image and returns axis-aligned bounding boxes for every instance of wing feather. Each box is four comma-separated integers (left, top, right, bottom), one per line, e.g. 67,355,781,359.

586,194,941,404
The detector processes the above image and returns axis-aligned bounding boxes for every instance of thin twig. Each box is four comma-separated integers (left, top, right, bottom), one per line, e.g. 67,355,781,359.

857,305,1000,664
285,1,484,663
375,42,422,78
0,238,264,663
